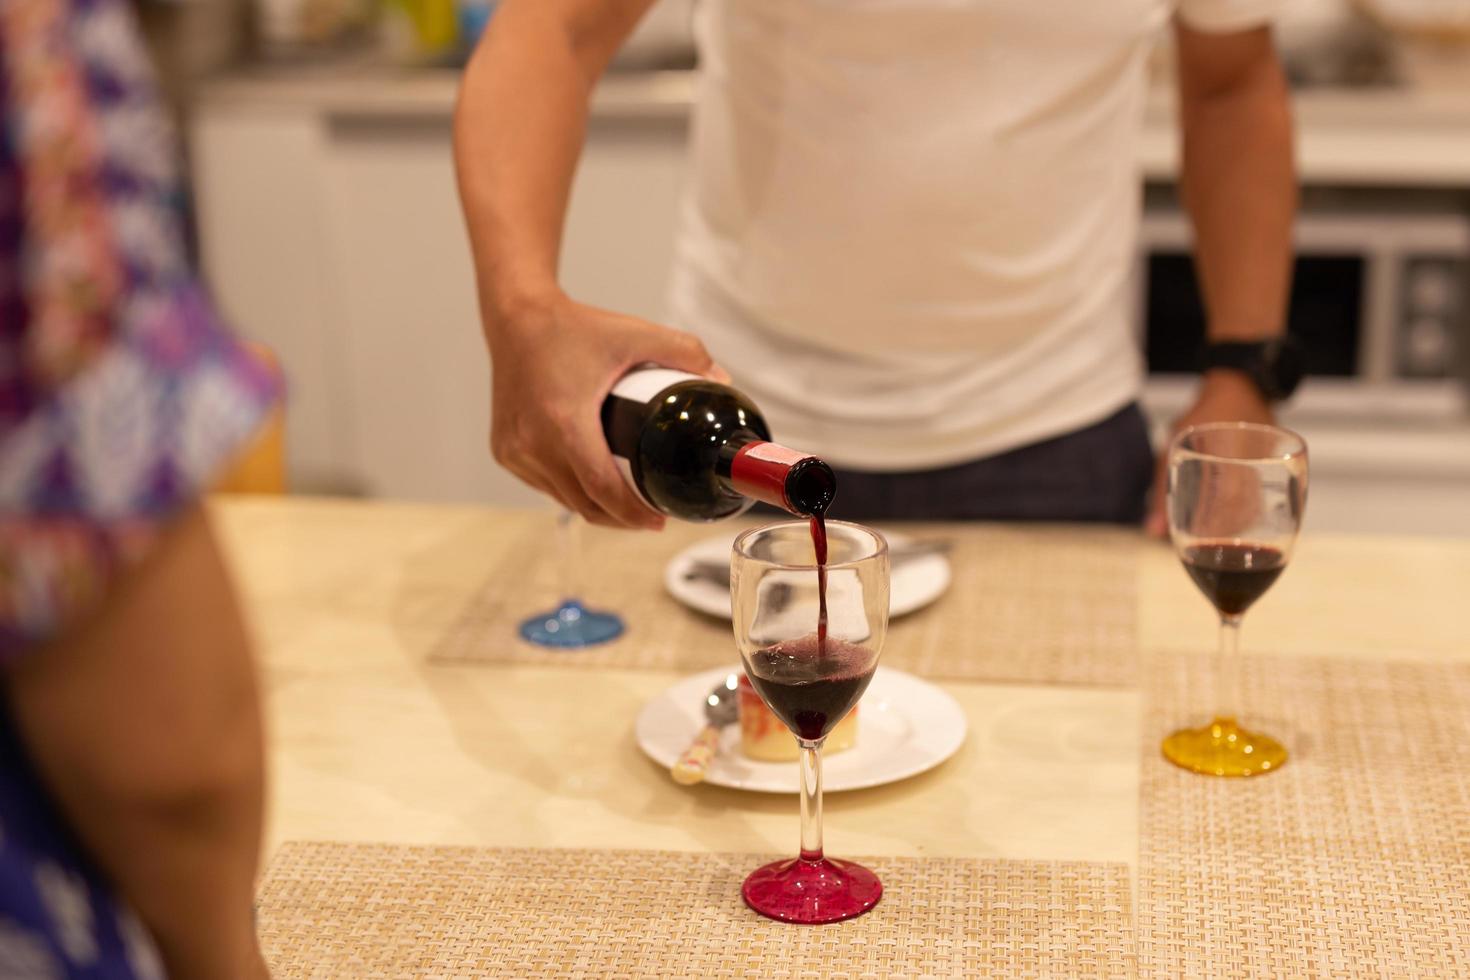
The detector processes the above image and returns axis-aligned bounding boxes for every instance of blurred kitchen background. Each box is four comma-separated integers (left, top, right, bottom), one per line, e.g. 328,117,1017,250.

148,0,1470,534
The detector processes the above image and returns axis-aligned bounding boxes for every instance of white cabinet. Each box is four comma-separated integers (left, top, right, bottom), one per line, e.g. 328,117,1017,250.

190,72,691,504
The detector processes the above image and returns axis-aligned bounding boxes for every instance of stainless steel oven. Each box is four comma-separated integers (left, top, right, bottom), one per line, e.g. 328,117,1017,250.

1135,205,1470,386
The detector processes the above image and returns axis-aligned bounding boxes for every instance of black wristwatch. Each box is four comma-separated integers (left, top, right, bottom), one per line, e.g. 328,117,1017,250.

1201,337,1306,403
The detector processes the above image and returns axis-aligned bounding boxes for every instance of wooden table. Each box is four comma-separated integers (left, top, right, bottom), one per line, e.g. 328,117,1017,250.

211,497,1469,873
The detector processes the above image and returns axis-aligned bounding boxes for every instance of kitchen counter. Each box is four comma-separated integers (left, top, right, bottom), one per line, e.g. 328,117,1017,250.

197,63,1470,187
213,496,1469,869
195,64,697,121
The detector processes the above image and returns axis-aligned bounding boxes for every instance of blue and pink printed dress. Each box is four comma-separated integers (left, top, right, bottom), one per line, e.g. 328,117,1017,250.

0,0,279,973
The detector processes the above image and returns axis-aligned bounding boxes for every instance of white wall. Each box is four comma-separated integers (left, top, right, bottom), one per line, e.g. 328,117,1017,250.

192,88,690,505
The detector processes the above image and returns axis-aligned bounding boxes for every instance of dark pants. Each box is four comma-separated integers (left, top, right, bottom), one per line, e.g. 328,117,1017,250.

821,403,1155,524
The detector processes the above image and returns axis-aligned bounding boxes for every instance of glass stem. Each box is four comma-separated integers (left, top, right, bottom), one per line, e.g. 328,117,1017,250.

557,510,580,606
798,737,824,861
1215,614,1242,725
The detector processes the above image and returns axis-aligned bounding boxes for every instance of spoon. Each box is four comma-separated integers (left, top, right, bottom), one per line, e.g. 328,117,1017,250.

671,673,740,785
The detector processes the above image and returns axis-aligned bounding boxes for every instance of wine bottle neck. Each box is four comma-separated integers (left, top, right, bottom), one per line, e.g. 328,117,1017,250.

715,429,765,482
719,436,836,517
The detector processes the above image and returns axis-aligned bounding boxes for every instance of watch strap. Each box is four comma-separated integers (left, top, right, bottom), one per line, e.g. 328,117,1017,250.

1200,337,1306,403
1201,341,1270,373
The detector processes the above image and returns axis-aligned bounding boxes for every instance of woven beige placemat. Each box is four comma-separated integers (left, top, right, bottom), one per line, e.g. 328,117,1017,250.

428,518,740,673
884,523,1140,687
429,516,1141,687
257,842,1136,978
1138,652,1470,978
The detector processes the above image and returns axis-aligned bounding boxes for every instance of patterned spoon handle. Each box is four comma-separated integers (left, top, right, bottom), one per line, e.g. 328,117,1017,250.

671,724,722,785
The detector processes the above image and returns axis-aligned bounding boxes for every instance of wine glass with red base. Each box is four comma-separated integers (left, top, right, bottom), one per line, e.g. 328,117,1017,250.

1163,422,1308,777
731,520,889,924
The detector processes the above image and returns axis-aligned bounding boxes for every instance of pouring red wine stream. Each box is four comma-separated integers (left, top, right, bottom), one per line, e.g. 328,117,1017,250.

811,512,828,650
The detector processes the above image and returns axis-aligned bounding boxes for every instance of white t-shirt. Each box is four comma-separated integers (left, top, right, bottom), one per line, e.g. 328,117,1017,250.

667,0,1283,471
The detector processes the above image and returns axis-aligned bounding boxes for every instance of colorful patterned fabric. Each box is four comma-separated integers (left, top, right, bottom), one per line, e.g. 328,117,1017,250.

0,0,281,974
0,710,166,978
0,0,279,654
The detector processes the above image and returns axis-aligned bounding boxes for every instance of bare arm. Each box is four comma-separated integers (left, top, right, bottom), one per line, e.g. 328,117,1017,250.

3,506,267,978
1177,22,1295,345
1145,22,1297,535
454,0,648,314
454,0,721,529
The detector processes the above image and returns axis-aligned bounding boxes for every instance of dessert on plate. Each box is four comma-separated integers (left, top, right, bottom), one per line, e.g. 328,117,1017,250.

737,674,857,761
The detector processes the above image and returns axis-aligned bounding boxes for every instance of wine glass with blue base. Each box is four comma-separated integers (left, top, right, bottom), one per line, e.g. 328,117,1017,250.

518,510,625,648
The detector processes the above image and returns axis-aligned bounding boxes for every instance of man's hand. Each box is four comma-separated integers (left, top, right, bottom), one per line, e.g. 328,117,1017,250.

1144,369,1274,538
488,293,728,529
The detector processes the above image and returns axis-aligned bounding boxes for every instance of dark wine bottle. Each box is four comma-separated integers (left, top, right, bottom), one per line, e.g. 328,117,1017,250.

601,368,836,522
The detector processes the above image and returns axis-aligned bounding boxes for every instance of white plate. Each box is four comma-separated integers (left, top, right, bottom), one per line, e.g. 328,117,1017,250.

635,666,967,793
664,529,951,621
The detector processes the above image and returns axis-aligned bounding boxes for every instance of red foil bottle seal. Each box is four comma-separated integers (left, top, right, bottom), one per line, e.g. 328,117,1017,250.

729,441,810,513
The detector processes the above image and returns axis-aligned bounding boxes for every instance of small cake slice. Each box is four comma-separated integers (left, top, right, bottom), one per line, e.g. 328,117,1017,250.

738,674,858,762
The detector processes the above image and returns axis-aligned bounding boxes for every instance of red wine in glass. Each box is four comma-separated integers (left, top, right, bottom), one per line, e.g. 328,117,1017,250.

746,636,876,743
1182,541,1286,617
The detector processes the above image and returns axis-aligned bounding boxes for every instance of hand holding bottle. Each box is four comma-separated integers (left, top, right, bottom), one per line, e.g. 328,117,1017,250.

486,293,725,529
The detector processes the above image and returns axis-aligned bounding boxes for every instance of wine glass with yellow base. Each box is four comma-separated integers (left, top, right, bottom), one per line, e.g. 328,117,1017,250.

1163,422,1308,778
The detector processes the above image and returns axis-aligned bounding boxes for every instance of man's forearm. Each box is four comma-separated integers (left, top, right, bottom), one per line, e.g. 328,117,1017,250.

1178,30,1296,343
452,1,653,330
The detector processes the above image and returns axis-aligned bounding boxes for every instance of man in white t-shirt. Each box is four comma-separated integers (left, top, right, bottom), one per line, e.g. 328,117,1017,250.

455,0,1296,532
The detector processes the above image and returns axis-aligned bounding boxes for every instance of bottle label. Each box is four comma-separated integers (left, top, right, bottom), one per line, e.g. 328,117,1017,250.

730,441,810,512
609,367,702,405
